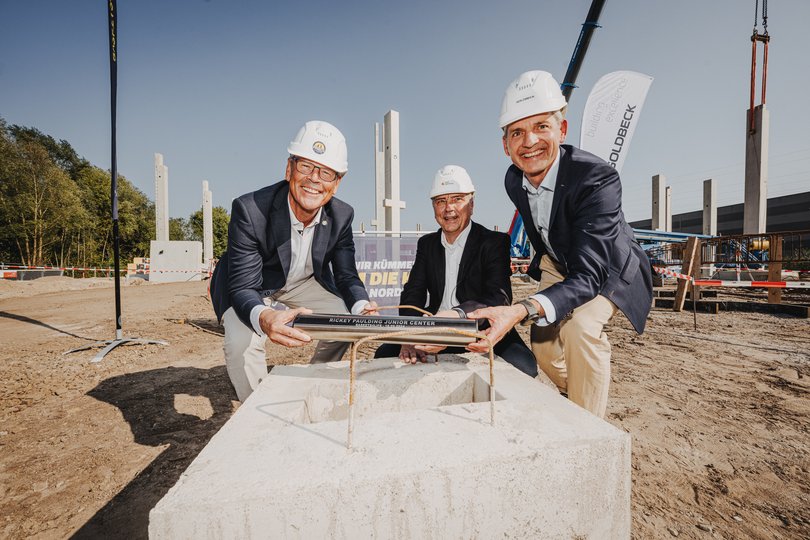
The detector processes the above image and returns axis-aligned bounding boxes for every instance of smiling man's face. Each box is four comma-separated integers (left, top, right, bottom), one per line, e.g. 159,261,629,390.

285,157,342,225
502,111,567,187
432,193,473,243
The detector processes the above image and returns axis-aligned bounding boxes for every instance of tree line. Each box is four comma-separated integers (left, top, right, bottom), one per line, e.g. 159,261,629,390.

0,116,229,268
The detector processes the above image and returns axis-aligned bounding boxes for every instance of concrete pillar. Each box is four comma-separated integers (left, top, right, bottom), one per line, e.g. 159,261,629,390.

702,179,717,278
202,180,213,264
665,186,672,232
702,179,717,236
383,110,406,237
163,165,170,237
154,153,169,241
744,105,769,234
372,123,386,232
651,174,666,231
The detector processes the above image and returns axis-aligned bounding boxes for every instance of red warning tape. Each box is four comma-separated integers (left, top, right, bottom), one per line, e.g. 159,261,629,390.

510,259,531,275
653,266,693,281
653,266,810,289
693,279,810,289
1,264,213,278
1,264,115,272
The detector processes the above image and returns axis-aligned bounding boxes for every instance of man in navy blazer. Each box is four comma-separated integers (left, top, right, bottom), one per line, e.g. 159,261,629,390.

210,121,375,401
374,165,536,377
469,71,653,417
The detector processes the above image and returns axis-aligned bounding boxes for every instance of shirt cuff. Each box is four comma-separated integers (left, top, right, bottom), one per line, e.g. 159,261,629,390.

530,293,557,326
350,300,370,315
250,305,270,336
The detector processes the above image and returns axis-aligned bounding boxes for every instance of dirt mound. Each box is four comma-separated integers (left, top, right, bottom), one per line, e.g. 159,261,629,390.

0,276,121,300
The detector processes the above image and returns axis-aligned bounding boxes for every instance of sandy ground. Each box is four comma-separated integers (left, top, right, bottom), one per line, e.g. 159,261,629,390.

0,276,807,539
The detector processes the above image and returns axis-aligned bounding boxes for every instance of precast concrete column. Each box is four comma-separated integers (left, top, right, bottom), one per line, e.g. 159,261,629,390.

372,123,385,231
665,186,672,232
154,153,169,241
703,178,717,278
702,179,717,236
651,174,666,231
202,180,213,264
383,110,406,238
744,104,769,234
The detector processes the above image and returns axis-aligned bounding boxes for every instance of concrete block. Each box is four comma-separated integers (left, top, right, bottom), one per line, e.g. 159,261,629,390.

150,355,631,539
148,241,202,283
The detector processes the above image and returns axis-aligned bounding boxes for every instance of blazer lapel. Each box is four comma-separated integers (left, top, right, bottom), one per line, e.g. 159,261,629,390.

513,178,545,258
431,231,446,302
270,183,292,279
457,222,479,284
312,205,331,276
514,185,537,234
548,145,568,235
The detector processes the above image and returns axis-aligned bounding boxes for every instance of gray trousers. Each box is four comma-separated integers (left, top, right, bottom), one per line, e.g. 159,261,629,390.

222,277,350,401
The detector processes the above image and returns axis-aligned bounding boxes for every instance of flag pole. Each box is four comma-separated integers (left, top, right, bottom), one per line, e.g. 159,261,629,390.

109,0,123,341
64,0,167,361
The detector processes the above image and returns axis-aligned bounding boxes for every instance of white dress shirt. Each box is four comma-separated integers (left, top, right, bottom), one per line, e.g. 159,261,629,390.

285,203,320,292
249,199,368,336
438,221,472,312
522,152,561,326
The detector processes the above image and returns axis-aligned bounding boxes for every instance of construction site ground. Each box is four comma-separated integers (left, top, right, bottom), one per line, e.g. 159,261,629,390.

0,276,807,539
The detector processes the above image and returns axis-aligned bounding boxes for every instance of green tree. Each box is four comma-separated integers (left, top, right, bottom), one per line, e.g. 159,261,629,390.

0,118,18,262
72,166,155,266
9,125,89,181
0,130,86,266
0,115,158,268
169,217,188,240
116,174,155,263
187,206,230,258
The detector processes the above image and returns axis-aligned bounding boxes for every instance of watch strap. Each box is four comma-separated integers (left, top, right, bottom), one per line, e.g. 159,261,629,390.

517,299,539,325
451,307,467,319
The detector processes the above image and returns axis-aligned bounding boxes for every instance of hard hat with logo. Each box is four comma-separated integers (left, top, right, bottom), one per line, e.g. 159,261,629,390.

287,120,348,174
499,70,567,129
429,165,475,198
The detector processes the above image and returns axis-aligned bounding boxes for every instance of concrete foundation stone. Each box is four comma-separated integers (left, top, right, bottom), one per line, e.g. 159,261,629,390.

149,354,631,539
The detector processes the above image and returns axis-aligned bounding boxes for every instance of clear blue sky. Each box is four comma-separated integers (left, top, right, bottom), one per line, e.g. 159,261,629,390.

2,0,808,230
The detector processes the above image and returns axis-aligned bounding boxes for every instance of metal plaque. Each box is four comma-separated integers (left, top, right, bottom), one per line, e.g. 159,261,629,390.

292,314,479,345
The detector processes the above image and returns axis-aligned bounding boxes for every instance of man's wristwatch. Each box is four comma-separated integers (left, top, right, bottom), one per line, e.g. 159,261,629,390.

517,299,541,325
451,307,467,319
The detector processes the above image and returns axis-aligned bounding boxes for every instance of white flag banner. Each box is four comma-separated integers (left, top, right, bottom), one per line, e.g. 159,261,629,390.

580,71,653,174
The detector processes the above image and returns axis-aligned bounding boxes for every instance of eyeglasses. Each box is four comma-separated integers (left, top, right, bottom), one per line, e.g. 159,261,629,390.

293,158,338,183
432,194,470,209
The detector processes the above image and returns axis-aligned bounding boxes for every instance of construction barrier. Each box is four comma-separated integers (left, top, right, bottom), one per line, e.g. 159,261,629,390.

653,266,810,288
693,279,810,289
510,259,531,275
1,264,115,272
0,263,213,279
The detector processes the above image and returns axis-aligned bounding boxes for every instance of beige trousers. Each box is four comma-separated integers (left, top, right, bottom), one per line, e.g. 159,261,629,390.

223,277,350,402
531,255,617,418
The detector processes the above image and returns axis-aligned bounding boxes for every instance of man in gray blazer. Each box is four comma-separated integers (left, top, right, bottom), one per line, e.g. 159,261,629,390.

210,120,375,401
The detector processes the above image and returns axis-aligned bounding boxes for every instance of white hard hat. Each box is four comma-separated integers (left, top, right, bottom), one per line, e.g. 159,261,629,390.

499,70,567,129
429,165,475,198
287,120,348,174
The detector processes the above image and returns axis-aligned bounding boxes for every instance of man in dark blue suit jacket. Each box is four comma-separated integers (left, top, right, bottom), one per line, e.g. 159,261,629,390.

469,71,652,417
210,121,374,401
